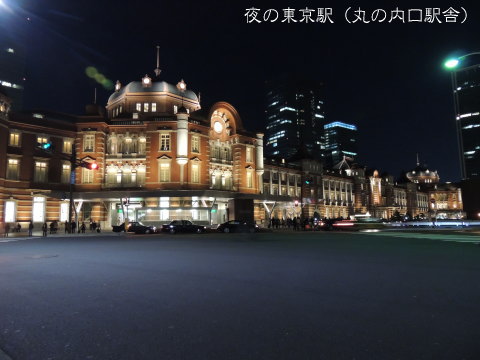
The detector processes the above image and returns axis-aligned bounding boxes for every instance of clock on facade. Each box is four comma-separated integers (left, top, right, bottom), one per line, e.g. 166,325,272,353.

214,121,223,133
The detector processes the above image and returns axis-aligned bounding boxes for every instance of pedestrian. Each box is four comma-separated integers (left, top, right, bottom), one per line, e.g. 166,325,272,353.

4,223,10,238
81,222,86,234
16,223,21,233
64,221,68,234
71,221,76,234
28,221,34,236
42,222,48,237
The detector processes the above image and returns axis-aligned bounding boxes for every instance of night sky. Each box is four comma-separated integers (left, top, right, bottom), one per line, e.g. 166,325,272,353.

2,0,480,182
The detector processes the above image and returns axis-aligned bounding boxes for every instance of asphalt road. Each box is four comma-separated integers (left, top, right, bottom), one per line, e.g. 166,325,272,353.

0,231,479,360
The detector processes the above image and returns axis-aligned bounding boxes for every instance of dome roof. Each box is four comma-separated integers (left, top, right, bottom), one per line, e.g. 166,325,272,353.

406,164,439,183
107,80,199,104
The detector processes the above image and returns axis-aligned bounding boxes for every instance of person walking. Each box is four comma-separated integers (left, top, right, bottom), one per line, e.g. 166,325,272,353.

28,221,34,236
4,223,10,238
80,222,86,234
42,222,48,237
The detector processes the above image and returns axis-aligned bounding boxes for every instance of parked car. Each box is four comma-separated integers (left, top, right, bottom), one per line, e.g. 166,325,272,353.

112,221,156,234
217,220,259,233
161,220,207,234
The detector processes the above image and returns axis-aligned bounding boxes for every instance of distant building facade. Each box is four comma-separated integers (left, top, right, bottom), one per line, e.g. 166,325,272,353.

265,76,325,159
323,121,358,166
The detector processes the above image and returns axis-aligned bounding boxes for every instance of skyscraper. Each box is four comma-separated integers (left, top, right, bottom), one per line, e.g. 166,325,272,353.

0,36,26,111
323,121,358,166
265,76,325,159
451,60,480,179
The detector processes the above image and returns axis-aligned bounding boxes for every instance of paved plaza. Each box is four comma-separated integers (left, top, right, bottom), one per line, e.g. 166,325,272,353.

1,231,479,359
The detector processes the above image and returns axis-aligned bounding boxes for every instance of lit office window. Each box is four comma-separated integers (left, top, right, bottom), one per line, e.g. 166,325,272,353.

144,103,149,112
136,103,141,111
152,103,157,112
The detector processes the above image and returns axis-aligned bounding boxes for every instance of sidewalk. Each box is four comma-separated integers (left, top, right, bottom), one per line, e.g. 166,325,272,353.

0,230,124,241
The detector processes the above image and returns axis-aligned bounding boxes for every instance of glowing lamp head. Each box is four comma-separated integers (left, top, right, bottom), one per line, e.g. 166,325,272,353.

90,162,98,170
42,142,52,150
444,58,459,69
176,79,187,92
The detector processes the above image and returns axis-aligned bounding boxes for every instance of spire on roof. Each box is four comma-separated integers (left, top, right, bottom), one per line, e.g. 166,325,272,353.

154,45,161,77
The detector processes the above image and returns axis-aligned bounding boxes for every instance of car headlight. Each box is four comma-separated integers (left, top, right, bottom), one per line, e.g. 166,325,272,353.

169,225,174,228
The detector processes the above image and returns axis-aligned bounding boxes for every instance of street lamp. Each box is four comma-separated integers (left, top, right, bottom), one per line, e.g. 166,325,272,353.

443,52,480,179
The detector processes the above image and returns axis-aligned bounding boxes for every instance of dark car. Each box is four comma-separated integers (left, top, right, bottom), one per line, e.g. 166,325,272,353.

161,220,206,234
217,220,259,233
112,221,156,234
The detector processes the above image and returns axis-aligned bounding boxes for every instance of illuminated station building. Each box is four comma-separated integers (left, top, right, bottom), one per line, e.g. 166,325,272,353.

0,66,272,229
0,62,466,230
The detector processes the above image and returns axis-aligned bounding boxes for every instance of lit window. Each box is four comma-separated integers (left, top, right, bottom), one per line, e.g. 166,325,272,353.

61,163,71,184
174,105,178,114
160,134,170,151
37,136,48,145
136,103,141,112
152,103,157,112
191,136,200,153
247,171,253,188
32,197,46,223
60,203,69,222
246,147,253,162
192,163,200,183
34,161,48,183
7,48,14,53
138,137,146,154
5,200,16,222
7,158,19,180
144,103,149,112
83,135,95,152
159,197,169,220
160,163,170,182
82,168,94,184
9,131,20,146
63,139,72,154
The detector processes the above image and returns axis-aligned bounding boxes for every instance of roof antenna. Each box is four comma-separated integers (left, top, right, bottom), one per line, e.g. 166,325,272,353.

416,153,419,166
154,45,161,77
